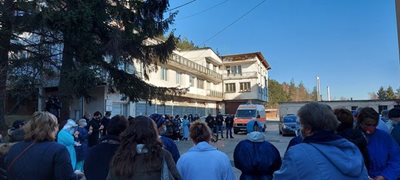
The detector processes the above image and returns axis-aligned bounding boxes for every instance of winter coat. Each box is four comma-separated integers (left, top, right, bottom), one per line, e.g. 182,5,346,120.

391,123,400,146
182,119,190,139
273,137,369,180
365,129,400,180
177,141,235,180
5,141,76,180
75,127,89,162
160,136,180,163
234,131,281,180
338,128,370,168
87,118,102,147
106,148,181,180
57,129,77,170
84,135,120,180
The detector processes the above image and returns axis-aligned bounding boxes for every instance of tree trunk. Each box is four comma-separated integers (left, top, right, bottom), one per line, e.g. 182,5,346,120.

58,33,74,128
0,0,14,133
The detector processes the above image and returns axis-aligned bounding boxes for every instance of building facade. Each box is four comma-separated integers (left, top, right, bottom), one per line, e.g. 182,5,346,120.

221,52,271,114
279,100,400,120
68,48,225,119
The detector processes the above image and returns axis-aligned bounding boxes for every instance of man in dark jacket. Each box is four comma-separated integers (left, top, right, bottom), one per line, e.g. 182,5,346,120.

150,113,180,163
216,112,224,139
87,111,103,147
84,115,128,180
225,115,234,139
205,114,215,132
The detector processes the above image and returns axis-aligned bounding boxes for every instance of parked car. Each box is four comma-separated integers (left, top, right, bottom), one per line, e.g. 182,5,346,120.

279,114,299,136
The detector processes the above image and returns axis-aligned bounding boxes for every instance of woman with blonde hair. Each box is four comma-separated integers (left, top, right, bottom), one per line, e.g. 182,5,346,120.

5,111,76,179
107,115,181,180
177,121,235,180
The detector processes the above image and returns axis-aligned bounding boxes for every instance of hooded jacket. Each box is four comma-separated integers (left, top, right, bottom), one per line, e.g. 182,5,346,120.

177,142,235,180
234,131,281,180
273,138,369,180
57,120,77,170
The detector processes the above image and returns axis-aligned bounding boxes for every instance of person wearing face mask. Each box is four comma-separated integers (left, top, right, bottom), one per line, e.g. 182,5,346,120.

356,107,400,180
57,119,78,170
273,102,369,180
150,114,180,163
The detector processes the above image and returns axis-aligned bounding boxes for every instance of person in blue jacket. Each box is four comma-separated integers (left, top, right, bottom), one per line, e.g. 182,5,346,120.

150,113,180,162
177,121,235,180
356,107,400,180
234,120,281,180
57,119,78,170
273,102,369,180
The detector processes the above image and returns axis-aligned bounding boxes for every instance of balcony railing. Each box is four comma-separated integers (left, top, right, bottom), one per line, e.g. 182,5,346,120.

222,72,257,80
170,54,222,82
207,90,223,98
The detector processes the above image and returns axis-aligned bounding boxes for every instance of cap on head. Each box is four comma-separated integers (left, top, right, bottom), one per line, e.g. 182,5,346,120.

149,114,166,128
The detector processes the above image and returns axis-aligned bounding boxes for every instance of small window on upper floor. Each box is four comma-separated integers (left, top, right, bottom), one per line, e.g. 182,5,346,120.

239,82,251,92
160,67,168,81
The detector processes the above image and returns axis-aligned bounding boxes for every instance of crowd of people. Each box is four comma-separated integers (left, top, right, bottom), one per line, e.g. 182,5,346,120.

1,102,400,179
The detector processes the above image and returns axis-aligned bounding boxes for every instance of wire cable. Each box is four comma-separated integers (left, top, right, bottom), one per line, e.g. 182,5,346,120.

177,0,230,21
202,0,266,44
168,0,197,12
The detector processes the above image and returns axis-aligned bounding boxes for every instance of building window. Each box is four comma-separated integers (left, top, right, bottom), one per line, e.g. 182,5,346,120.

160,67,168,81
189,76,195,87
231,65,242,75
226,66,231,75
197,79,204,89
176,72,181,84
240,82,251,92
351,106,358,111
225,83,236,93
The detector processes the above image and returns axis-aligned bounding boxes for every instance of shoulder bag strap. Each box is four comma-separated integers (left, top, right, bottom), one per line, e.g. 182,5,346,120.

7,142,35,172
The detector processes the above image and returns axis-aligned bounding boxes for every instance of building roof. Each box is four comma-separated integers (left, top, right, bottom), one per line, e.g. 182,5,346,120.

221,52,271,70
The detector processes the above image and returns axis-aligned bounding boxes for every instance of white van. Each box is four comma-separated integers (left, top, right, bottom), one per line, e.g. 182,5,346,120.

233,104,266,134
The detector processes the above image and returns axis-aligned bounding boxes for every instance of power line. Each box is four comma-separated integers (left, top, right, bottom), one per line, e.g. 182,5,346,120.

181,0,266,59
168,0,197,12
202,0,266,44
177,0,230,21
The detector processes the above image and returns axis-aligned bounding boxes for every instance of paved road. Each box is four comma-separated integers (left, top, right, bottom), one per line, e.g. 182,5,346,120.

175,121,293,179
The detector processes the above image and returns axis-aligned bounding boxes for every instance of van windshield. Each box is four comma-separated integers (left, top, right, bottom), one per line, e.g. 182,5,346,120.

236,110,256,118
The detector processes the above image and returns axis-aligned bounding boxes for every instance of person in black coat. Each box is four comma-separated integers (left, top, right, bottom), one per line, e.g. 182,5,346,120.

84,115,128,180
87,111,103,147
225,115,234,139
334,108,370,168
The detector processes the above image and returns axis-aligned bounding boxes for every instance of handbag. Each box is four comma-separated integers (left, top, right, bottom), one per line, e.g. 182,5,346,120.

161,153,174,180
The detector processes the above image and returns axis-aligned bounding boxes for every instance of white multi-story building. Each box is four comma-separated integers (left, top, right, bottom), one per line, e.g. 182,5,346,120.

221,52,271,114
69,48,225,118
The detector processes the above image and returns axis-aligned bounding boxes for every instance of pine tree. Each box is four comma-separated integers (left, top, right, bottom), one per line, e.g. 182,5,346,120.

386,86,395,99
377,86,388,100
4,0,185,126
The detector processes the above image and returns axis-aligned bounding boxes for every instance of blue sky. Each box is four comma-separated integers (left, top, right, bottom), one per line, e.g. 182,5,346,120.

167,0,400,100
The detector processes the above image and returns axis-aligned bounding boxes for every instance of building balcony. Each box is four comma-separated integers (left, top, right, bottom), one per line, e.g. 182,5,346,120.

222,72,257,80
207,90,223,99
169,54,223,83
